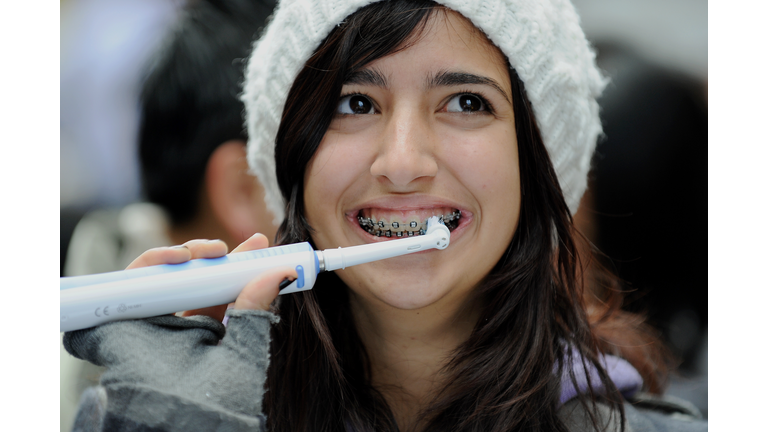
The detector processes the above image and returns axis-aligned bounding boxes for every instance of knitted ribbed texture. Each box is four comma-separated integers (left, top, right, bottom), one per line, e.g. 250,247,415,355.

241,0,607,224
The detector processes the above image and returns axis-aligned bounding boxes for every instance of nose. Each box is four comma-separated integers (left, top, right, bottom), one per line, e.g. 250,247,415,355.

370,108,438,188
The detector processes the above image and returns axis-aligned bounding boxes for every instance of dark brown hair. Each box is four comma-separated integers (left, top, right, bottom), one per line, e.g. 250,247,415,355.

266,1,667,431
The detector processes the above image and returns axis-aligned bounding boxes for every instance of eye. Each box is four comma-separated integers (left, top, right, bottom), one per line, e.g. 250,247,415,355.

445,93,487,113
337,94,375,115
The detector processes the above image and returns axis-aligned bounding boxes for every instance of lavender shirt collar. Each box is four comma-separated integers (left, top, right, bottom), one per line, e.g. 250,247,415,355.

228,311,642,406
559,351,643,405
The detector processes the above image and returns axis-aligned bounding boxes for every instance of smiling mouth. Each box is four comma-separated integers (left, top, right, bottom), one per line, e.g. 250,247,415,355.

357,209,461,237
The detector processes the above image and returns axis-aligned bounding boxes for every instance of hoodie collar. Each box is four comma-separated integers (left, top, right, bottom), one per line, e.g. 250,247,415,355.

559,351,643,406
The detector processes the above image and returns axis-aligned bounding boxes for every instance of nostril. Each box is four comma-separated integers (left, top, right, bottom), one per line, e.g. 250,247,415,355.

370,145,439,186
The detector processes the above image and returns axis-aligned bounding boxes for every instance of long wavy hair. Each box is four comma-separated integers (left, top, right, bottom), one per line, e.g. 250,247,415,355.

264,2,667,431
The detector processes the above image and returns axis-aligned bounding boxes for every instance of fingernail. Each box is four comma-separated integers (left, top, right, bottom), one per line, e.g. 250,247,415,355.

171,245,188,250
206,239,221,243
278,277,296,291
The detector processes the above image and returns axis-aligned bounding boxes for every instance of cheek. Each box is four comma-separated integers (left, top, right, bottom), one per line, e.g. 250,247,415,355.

444,127,520,199
304,147,340,200
303,135,372,220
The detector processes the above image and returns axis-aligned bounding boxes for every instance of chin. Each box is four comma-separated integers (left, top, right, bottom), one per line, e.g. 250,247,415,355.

341,259,458,311
372,285,446,310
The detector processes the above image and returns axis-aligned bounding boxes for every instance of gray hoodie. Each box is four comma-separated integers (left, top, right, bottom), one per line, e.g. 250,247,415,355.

64,311,706,432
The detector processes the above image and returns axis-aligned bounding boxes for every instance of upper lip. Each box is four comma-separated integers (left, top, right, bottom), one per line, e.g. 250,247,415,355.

345,195,468,218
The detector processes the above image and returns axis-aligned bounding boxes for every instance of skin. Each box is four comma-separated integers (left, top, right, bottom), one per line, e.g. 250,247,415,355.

131,141,281,321
131,10,521,432
127,234,295,314
303,11,521,429
167,140,280,253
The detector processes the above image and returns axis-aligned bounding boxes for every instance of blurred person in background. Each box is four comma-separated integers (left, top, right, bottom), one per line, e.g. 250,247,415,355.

574,43,708,416
60,0,182,262
568,0,708,417
60,0,278,430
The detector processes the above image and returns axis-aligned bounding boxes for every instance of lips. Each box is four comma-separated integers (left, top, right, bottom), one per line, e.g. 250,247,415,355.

356,208,461,237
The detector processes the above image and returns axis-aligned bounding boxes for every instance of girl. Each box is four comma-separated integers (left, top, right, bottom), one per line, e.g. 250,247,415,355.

65,1,706,431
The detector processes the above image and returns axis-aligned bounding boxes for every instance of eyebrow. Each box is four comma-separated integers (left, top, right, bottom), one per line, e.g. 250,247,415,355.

344,69,389,88
342,68,511,105
427,70,511,104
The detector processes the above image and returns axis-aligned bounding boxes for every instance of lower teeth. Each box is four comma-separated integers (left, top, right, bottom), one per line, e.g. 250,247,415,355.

358,211,460,236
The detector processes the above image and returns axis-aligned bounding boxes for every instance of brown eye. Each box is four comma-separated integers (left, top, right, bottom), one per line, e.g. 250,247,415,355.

337,94,375,114
446,93,486,113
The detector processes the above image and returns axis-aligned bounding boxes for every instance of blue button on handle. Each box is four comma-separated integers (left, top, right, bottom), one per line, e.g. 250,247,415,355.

295,265,305,289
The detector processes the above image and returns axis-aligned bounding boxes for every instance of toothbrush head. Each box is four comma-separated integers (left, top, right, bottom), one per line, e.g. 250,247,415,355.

425,216,450,250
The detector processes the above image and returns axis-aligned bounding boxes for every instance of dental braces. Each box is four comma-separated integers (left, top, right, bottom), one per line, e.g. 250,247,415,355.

358,210,460,237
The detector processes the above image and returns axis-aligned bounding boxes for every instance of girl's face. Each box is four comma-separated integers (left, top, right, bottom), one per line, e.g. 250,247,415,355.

304,11,521,311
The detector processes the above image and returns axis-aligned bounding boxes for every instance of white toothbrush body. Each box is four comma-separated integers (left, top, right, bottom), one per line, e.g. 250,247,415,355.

60,217,450,332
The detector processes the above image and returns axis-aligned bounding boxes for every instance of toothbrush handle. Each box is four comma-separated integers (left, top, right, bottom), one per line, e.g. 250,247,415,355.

60,243,318,332
60,243,313,290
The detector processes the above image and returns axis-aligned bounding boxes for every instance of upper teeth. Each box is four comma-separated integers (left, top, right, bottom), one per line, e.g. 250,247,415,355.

357,210,461,236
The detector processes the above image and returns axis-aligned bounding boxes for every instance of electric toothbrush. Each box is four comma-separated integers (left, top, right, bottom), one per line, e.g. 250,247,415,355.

60,216,450,332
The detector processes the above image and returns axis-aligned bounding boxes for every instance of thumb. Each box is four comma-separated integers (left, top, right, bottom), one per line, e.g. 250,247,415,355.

233,266,296,311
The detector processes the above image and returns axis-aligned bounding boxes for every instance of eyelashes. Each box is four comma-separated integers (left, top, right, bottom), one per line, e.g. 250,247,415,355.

334,90,496,116
336,94,376,115
443,93,494,114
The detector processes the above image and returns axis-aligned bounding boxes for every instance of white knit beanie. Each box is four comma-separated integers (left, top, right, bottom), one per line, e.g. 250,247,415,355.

242,0,607,225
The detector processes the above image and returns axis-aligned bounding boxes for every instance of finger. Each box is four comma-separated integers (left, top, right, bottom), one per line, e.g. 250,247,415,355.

170,240,228,318
176,238,261,320
180,305,228,321
182,239,229,259
234,266,297,311
126,246,191,270
231,232,270,254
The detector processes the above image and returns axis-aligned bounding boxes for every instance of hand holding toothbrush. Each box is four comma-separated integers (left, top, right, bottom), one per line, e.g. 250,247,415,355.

63,233,292,432
60,215,448,332
123,233,296,319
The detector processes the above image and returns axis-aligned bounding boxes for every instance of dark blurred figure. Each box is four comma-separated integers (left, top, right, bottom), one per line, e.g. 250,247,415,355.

60,0,180,211
63,0,279,277
576,43,707,414
138,0,279,247
61,0,278,430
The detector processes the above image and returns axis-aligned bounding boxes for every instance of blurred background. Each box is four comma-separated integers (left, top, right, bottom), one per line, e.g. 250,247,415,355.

60,0,183,275
571,0,708,418
59,0,707,429
60,2,183,430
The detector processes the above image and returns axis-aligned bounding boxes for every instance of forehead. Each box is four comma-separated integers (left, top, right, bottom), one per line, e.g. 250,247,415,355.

423,9,507,63
360,9,511,87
